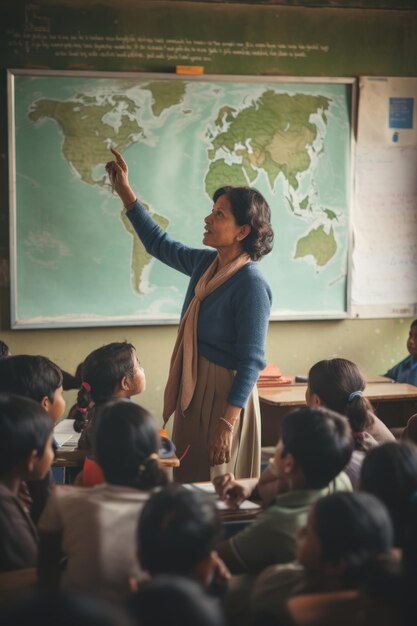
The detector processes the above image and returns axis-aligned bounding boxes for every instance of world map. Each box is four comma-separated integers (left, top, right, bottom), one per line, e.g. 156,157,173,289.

12,74,351,326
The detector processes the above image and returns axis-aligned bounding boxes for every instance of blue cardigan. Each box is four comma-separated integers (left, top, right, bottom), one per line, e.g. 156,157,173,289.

126,201,272,408
385,354,417,387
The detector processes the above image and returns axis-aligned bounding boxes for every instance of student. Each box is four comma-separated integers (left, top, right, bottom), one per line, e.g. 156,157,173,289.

0,354,65,424
128,577,226,626
137,483,228,593
38,399,167,603
0,354,65,522
71,342,145,486
214,406,353,575
360,441,417,548
0,393,54,571
252,492,394,621
307,358,394,450
0,340,11,358
384,319,417,386
73,342,145,450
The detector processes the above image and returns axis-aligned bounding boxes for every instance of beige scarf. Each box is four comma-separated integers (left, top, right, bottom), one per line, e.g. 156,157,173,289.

163,252,250,421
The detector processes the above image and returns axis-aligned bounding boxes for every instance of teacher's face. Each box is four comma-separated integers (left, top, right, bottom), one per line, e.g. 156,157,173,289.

203,194,242,250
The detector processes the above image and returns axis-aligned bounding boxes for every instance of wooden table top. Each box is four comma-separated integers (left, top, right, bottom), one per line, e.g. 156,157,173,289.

53,419,180,468
259,381,417,407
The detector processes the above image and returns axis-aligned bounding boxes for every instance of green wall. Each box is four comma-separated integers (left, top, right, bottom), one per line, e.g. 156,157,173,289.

1,0,416,424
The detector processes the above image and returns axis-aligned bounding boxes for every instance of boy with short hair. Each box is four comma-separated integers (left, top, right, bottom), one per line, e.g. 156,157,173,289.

215,406,353,575
0,393,54,571
385,319,417,386
0,355,66,522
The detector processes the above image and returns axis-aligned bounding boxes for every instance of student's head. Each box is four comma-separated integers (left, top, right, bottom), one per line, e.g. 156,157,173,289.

0,340,11,358
307,358,373,450
94,399,166,491
73,342,145,433
128,576,225,626
273,406,352,489
407,320,417,358
360,441,417,548
297,492,393,588
0,355,65,422
138,484,222,585
0,393,54,481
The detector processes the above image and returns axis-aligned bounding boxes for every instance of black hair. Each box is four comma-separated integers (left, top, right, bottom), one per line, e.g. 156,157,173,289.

410,319,417,328
0,355,63,404
213,186,274,261
94,399,167,491
138,484,222,577
0,340,10,358
73,342,135,433
308,358,373,451
128,576,225,626
62,361,83,391
281,406,353,489
0,393,53,476
360,441,417,548
313,492,393,587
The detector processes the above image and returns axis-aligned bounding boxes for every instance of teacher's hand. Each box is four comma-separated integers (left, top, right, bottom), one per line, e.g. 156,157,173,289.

105,148,136,206
208,422,232,467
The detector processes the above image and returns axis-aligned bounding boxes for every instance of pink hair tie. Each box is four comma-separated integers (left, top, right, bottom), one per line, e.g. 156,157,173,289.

352,431,365,440
77,407,88,413
82,381,91,392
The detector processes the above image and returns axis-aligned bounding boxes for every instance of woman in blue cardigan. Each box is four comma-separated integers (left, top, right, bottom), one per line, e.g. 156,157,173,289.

106,149,273,482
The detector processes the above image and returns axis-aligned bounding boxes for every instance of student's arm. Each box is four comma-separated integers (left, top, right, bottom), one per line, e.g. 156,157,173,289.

213,473,258,508
257,462,289,507
38,531,64,588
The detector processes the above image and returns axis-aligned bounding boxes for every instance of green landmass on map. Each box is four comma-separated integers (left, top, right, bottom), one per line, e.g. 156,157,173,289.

214,106,237,127
300,196,309,210
120,208,169,293
294,225,337,267
205,160,249,199
324,208,338,220
28,95,143,186
142,81,186,117
205,91,330,196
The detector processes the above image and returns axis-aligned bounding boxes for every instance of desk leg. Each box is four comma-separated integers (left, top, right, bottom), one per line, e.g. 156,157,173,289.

260,402,289,447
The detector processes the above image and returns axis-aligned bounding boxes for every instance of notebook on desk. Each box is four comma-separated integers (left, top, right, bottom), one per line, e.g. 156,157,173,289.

186,482,261,512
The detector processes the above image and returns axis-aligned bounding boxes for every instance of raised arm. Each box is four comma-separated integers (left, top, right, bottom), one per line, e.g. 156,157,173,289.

106,149,210,277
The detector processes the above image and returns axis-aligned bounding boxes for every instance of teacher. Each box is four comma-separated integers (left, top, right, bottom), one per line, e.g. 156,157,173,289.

106,148,273,483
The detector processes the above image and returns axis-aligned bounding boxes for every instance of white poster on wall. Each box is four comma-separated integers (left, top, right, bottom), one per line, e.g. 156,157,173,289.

351,76,417,318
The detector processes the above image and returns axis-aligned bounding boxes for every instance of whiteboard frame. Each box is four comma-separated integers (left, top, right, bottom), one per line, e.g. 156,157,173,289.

8,69,356,328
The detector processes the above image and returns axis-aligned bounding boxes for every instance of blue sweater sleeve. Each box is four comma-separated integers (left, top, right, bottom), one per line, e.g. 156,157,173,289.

126,200,207,277
227,270,272,407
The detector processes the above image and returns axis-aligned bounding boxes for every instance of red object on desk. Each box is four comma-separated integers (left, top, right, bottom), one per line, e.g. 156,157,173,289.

257,363,292,387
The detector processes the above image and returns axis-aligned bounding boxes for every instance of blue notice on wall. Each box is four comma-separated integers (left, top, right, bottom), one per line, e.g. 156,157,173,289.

389,97,414,129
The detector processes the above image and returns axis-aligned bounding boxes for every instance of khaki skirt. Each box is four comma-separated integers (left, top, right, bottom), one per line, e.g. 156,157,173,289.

172,355,261,483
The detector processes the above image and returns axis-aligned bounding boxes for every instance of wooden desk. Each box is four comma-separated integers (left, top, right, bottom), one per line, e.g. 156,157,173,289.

186,483,261,523
53,419,180,481
259,382,417,446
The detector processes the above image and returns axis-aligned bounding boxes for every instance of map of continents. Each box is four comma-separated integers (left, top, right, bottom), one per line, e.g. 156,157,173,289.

14,75,350,325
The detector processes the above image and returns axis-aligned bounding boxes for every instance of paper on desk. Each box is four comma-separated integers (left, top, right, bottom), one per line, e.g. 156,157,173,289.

186,483,261,511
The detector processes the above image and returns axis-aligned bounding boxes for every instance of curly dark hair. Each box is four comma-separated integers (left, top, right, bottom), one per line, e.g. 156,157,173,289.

213,186,274,261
